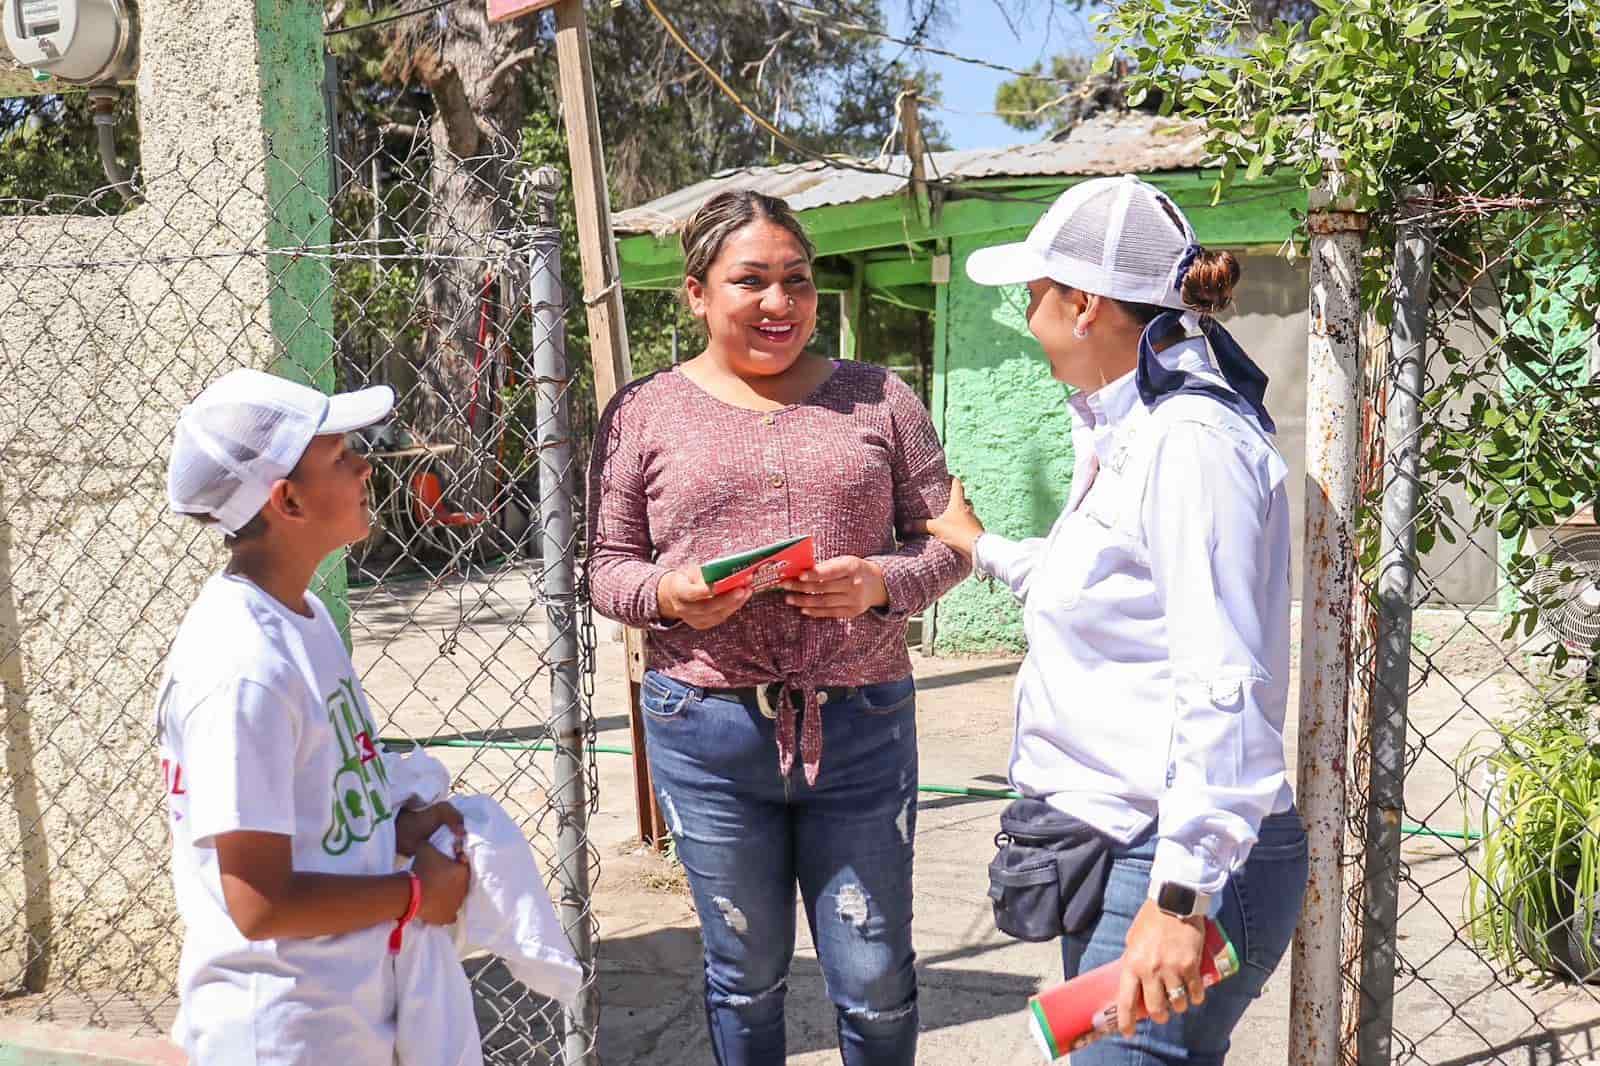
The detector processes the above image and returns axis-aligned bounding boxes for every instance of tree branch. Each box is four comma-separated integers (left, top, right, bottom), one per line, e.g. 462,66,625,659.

487,45,545,102
411,50,483,158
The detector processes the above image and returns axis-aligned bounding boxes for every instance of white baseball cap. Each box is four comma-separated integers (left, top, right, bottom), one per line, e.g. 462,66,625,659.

965,174,1198,311
168,368,395,534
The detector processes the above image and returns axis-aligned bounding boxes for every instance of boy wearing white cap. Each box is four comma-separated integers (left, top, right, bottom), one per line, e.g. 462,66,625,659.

157,368,470,1065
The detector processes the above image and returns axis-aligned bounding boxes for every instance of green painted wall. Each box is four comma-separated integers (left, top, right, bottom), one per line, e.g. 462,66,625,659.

256,0,347,641
933,227,1075,653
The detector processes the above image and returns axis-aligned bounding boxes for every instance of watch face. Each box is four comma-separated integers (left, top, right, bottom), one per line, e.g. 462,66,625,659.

1158,882,1197,915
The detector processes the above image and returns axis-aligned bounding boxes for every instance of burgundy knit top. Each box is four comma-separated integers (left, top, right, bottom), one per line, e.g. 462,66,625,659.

586,361,969,782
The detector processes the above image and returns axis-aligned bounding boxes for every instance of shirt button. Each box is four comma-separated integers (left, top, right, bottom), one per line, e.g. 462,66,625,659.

816,691,830,706
762,414,775,426
770,474,784,488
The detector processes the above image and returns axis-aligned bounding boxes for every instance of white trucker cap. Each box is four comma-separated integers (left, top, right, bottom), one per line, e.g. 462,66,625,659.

168,368,394,533
964,174,1198,310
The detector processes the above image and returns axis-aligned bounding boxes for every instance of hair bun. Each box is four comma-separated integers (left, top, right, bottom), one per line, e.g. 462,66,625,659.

1179,248,1241,315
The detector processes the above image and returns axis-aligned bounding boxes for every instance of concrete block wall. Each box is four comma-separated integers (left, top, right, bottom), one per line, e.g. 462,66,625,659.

0,0,329,1001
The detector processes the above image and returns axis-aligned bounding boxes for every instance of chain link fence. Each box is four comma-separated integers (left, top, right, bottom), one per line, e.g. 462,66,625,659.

0,124,600,1064
1341,187,1600,1065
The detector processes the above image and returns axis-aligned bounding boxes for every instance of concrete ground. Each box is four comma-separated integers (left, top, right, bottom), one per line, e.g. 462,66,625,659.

12,567,1600,1065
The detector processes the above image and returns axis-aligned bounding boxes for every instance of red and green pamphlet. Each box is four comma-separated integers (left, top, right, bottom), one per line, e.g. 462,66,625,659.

700,534,816,595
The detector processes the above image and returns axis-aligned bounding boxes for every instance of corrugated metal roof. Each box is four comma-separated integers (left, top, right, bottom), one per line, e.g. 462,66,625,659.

613,113,1210,236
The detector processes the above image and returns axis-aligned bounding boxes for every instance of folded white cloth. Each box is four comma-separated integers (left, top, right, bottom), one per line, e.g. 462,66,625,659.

385,749,584,1066
384,748,454,811
426,795,584,1009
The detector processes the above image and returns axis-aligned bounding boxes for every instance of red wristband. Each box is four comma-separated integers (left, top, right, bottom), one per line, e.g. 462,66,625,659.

388,871,422,956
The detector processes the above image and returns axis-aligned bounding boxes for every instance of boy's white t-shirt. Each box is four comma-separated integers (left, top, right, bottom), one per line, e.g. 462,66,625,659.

158,573,401,1066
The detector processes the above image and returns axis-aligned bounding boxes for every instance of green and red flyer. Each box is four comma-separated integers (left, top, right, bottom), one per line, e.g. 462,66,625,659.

700,535,816,595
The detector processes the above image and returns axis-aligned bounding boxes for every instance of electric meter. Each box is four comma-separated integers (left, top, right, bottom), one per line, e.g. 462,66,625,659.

3,0,136,84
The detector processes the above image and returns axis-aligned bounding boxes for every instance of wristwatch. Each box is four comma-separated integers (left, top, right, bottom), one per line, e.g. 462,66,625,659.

1150,880,1211,920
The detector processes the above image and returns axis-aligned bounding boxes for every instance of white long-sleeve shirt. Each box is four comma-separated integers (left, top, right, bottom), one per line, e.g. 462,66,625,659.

975,336,1295,896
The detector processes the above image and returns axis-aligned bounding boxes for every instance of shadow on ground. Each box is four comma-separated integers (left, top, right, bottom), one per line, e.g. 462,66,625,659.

592,924,1039,1063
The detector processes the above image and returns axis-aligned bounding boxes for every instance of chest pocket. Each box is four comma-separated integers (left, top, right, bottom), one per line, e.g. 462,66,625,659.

1039,432,1155,611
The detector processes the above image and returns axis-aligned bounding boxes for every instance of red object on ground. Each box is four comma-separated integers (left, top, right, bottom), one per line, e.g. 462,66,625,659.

410,471,487,528
1027,918,1240,1061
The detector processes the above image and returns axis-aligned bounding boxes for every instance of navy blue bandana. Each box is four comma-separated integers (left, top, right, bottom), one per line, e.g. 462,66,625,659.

1135,310,1276,434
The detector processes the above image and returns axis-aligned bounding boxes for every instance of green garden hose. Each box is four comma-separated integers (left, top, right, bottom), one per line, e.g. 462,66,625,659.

381,735,1486,842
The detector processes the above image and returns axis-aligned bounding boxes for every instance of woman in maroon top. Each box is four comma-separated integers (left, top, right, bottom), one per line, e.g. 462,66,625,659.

587,190,967,1066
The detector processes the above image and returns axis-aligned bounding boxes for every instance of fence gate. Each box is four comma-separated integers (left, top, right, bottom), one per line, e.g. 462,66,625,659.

0,122,600,1063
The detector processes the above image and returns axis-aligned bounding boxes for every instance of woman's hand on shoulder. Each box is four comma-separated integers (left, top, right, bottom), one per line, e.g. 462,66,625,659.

658,567,752,630
780,557,889,619
906,478,984,561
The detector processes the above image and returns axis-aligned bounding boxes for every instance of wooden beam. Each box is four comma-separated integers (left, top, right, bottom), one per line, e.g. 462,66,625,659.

554,0,631,400
898,89,931,228
924,236,950,656
840,258,864,360
813,268,852,293
862,257,932,289
871,284,936,313
552,0,665,851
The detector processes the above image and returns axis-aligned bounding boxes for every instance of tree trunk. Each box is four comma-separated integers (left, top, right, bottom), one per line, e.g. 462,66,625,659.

410,11,536,533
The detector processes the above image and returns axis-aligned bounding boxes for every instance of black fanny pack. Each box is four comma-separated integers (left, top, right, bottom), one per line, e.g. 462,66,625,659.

987,798,1113,942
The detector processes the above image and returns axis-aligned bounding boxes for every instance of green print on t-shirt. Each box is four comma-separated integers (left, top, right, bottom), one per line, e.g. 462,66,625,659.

321,678,393,856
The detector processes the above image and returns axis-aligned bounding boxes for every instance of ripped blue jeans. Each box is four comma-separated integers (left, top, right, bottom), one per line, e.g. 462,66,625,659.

640,669,919,1066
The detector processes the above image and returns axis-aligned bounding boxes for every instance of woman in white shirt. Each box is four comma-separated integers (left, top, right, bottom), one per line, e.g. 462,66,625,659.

918,175,1308,1065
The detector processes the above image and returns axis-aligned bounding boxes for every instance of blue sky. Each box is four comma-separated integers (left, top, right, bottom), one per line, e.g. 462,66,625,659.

883,1,1102,150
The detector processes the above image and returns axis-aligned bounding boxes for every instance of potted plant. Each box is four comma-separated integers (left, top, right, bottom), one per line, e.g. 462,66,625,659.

1464,679,1600,981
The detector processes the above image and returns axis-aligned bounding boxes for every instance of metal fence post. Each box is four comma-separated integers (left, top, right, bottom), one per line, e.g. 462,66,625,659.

1291,164,1369,1066
1355,187,1432,1066
530,166,598,1066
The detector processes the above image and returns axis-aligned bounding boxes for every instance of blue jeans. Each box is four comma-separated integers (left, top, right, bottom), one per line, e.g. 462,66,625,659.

640,670,920,1066
1061,809,1309,1066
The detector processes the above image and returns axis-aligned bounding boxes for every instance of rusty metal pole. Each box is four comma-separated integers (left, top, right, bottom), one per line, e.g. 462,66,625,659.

1290,167,1368,1066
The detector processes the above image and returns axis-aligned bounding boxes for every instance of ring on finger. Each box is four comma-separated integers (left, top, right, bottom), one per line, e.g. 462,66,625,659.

1167,985,1188,1005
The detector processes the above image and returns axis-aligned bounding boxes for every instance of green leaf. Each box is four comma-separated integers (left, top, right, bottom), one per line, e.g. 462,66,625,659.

1403,10,1434,38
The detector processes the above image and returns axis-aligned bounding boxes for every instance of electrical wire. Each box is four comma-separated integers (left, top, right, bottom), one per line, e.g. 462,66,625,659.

324,0,463,37
641,0,896,180
775,0,1078,87
639,0,1080,208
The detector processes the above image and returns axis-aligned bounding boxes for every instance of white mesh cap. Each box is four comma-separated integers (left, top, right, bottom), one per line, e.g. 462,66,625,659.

168,368,394,534
966,174,1198,309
